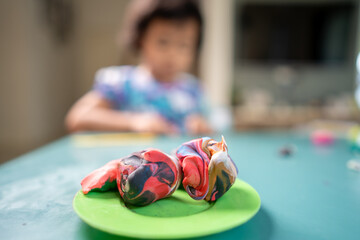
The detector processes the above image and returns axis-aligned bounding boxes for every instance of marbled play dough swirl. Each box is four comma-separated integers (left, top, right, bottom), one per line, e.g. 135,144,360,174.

81,149,181,206
176,136,238,201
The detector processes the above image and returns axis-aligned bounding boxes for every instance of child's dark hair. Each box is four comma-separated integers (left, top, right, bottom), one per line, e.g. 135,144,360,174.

122,0,203,52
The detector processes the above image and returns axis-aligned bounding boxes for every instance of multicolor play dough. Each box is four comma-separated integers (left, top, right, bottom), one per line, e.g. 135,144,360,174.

81,149,181,206
176,136,238,201
81,137,237,205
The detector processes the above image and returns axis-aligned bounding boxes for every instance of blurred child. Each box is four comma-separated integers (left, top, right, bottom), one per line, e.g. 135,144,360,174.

65,0,211,135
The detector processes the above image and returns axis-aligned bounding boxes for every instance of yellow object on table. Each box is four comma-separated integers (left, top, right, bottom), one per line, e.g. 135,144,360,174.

71,132,156,147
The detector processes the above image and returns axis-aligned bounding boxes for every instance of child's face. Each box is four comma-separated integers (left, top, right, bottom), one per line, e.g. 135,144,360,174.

140,18,199,82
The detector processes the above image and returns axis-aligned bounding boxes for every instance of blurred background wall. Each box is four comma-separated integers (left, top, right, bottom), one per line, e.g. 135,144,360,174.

0,0,359,163
0,0,130,163
232,0,360,129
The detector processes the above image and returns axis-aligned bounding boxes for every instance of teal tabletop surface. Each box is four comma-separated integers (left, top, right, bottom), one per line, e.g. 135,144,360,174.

0,131,359,240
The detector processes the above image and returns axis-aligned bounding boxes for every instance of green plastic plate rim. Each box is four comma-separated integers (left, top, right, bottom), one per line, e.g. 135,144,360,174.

73,179,261,239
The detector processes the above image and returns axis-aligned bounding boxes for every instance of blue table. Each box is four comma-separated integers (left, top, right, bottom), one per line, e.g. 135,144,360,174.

0,131,359,240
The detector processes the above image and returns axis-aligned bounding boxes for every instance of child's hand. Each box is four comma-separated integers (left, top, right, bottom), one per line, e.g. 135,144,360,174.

130,113,179,135
185,114,213,136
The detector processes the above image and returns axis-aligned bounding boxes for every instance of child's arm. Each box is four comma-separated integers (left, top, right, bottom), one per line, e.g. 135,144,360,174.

185,114,213,135
65,91,178,134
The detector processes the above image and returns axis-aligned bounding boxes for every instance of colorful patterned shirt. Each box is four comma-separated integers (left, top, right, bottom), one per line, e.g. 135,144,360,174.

93,65,205,131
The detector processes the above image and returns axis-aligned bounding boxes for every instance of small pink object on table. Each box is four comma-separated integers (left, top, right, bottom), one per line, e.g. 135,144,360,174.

311,130,334,146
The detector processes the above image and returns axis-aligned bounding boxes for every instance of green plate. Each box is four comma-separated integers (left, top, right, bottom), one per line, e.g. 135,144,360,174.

73,179,261,239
